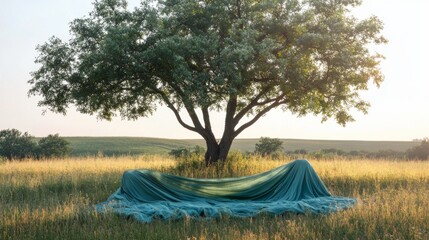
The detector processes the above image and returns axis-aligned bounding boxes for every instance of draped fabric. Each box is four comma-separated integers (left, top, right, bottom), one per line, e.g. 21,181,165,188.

96,159,356,222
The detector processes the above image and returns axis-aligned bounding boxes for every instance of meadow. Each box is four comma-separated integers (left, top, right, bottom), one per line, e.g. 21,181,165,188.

1,154,428,239
63,137,418,156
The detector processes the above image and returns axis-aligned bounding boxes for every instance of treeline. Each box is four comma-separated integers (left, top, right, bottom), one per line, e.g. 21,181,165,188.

254,137,429,160
0,129,70,160
169,137,429,161
286,149,406,159
289,140,429,160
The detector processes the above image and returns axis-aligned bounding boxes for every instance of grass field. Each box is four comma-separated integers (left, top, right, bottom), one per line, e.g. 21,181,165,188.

64,137,195,156
1,155,428,239
63,137,419,156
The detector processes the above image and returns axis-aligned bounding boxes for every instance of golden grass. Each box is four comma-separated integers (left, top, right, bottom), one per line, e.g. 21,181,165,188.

0,155,175,174
1,155,428,240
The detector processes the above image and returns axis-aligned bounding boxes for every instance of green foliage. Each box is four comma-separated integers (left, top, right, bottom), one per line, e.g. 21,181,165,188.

254,137,283,157
37,134,71,159
29,0,386,162
0,129,36,160
406,138,429,160
295,149,308,154
0,129,70,160
56,137,417,158
169,147,191,159
169,145,206,159
296,148,406,160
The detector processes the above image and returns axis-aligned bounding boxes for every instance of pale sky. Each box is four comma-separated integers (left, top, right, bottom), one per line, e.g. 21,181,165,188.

0,0,428,141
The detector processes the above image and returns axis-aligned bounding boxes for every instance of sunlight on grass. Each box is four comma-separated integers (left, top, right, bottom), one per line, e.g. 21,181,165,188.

1,155,428,239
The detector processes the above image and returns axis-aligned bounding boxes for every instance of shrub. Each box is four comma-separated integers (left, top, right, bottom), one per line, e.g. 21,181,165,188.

169,148,191,158
254,137,283,158
407,139,429,160
0,129,71,160
37,134,70,159
0,129,36,160
293,149,308,155
320,148,346,156
169,145,206,159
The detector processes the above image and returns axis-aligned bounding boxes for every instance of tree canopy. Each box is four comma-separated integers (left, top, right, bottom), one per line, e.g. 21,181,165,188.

407,139,429,160
0,129,36,160
29,0,386,164
254,137,283,157
0,129,71,160
37,134,71,159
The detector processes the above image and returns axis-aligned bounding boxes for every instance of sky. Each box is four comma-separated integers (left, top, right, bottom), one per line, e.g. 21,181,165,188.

0,0,428,141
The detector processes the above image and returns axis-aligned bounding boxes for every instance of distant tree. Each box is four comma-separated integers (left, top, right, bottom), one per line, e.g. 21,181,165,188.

169,145,206,159
293,149,308,155
255,137,283,157
37,134,70,159
349,150,362,156
407,139,429,160
0,129,36,160
169,147,191,159
321,148,345,156
192,145,206,156
29,0,386,164
372,149,405,159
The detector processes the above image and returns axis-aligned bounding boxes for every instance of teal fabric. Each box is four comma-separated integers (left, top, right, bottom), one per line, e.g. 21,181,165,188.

96,159,356,222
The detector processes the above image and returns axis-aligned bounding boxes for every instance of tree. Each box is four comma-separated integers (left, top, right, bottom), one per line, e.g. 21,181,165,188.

37,134,71,158
407,138,429,160
0,129,36,160
255,137,283,157
29,0,386,164
169,145,205,159
169,147,191,158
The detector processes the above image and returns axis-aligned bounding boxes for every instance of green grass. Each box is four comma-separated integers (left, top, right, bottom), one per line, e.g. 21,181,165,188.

1,155,428,239
64,137,198,156
231,139,419,153
63,137,419,156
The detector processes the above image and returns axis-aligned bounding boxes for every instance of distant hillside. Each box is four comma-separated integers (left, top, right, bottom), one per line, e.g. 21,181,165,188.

64,137,197,156
63,137,419,156
231,139,419,153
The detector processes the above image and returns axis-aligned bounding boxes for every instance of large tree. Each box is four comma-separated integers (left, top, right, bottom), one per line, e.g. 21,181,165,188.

29,0,386,164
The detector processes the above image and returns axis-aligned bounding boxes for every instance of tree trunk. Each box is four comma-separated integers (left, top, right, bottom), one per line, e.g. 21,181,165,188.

204,129,234,165
203,132,235,165
218,131,234,161
203,136,235,165
204,139,220,166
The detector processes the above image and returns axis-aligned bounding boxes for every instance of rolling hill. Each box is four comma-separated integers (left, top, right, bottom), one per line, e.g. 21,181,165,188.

64,137,419,156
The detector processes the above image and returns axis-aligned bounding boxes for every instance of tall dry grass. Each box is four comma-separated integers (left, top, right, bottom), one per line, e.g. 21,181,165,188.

1,155,428,239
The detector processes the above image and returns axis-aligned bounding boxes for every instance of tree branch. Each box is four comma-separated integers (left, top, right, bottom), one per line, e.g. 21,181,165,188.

150,88,198,133
202,107,212,130
165,80,206,132
225,94,237,126
233,87,275,126
233,100,286,138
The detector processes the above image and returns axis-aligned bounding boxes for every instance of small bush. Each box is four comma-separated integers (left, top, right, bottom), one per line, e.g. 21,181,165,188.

254,137,283,158
169,145,205,159
407,139,429,160
37,134,70,159
169,148,191,158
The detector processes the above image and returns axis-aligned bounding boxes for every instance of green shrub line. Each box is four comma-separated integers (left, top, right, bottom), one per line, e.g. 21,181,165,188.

0,129,70,160
2,130,428,160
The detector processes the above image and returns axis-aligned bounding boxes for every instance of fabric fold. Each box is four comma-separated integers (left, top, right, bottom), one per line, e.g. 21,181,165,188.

96,159,356,222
